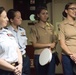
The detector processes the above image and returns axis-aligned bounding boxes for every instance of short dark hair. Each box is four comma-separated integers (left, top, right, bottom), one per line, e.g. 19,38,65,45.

35,6,47,20
7,9,19,23
0,7,5,14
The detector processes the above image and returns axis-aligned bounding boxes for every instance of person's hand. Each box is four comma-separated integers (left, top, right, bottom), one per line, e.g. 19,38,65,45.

14,64,22,75
70,53,76,63
14,67,20,75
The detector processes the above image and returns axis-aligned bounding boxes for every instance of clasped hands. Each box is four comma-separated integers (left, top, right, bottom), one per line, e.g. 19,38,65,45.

13,64,22,75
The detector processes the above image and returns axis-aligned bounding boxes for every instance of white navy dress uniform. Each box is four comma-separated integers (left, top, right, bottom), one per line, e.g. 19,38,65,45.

7,25,27,55
0,28,18,63
7,25,30,75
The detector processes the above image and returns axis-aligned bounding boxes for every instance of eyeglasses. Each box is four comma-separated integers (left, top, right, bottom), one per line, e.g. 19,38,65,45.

68,8,76,10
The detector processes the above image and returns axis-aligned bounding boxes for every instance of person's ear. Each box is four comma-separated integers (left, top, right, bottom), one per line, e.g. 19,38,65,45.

10,19,13,23
65,9,68,14
37,14,40,18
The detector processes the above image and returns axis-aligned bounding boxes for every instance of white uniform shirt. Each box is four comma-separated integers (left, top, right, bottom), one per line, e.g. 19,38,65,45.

0,28,18,63
7,26,27,55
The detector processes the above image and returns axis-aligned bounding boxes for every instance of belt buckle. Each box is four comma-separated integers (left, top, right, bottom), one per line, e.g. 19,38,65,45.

23,53,26,57
11,63,15,66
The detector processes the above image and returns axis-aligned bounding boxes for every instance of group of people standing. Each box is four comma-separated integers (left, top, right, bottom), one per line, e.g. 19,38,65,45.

0,2,76,75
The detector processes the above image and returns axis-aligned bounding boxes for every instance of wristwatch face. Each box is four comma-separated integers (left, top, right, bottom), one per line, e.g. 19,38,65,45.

29,14,35,21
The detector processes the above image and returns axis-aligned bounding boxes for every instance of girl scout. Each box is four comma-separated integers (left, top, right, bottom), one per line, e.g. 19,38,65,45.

0,7,22,75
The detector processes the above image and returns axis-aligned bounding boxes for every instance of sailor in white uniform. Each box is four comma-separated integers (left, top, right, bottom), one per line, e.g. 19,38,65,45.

7,26,27,55
7,9,30,75
0,29,18,64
